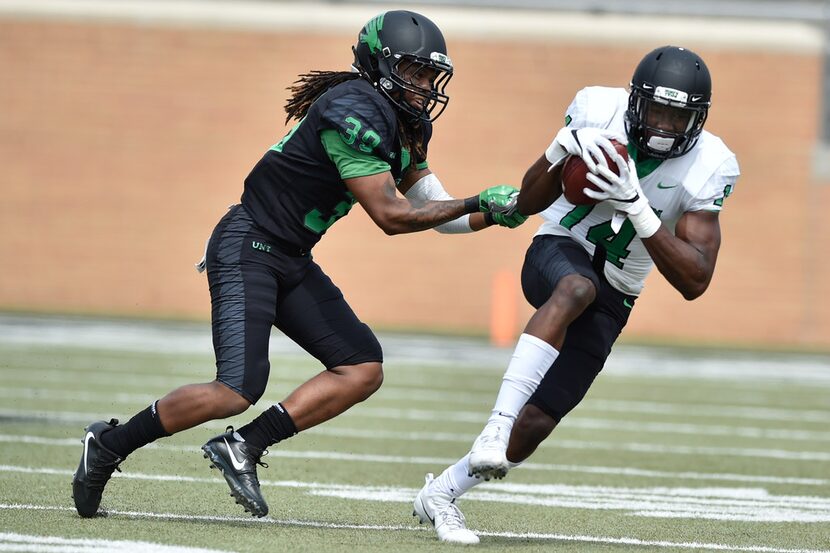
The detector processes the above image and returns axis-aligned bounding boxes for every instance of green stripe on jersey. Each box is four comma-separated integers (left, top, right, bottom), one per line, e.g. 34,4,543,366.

320,129,390,179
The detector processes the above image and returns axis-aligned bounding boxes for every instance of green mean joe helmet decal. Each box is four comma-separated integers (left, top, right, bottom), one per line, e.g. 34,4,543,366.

359,14,385,54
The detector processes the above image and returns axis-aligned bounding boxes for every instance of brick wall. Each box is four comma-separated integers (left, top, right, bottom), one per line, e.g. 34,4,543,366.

1,8,827,349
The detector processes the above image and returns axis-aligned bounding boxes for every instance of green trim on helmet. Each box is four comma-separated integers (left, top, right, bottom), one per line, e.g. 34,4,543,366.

359,13,385,54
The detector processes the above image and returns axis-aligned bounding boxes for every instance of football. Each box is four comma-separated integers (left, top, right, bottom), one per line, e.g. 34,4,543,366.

560,139,629,205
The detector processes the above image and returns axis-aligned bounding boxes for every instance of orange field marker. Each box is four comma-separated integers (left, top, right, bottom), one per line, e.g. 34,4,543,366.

489,270,518,347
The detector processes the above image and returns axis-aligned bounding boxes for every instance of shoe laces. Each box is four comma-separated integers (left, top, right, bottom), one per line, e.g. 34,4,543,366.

257,449,269,469
436,502,468,532
478,424,508,447
246,449,268,488
86,457,122,491
225,426,269,469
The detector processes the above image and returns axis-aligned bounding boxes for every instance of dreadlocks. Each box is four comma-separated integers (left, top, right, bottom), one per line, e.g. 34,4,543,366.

284,71,357,124
283,70,426,160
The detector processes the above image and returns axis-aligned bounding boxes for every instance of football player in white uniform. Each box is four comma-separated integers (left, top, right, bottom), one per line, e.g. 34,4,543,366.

412,46,740,544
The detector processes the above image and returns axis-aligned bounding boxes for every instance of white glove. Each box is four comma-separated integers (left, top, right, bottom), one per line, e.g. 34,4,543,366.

545,127,626,171
584,153,662,238
584,155,648,214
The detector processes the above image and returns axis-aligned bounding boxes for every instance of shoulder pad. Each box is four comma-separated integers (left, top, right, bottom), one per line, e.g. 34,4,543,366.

566,87,628,134
317,80,398,159
673,132,738,199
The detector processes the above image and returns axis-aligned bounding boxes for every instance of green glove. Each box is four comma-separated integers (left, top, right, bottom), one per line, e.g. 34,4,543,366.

491,211,527,229
478,185,520,213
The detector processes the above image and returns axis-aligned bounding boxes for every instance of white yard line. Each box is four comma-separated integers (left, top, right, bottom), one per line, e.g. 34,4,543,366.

1,314,829,384
4,384,830,425
354,406,830,442
0,479,830,540
0,532,235,553
4,414,830,465
2,428,828,487
5,399,830,448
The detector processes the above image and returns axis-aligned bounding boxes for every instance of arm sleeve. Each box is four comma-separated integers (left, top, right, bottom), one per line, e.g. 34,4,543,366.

404,173,473,234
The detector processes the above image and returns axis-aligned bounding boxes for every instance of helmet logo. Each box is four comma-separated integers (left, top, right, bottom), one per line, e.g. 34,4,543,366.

654,86,688,104
359,13,385,54
430,52,452,68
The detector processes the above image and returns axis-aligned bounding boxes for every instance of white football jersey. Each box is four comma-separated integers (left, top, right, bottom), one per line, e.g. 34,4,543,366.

536,86,740,296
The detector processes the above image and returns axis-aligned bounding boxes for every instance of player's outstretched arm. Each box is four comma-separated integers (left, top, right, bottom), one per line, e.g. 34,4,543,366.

516,154,564,215
397,168,489,232
346,171,516,235
347,171,470,235
643,210,721,301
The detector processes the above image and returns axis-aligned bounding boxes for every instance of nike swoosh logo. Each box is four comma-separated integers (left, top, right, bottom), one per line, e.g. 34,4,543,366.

623,299,634,309
223,438,247,471
656,182,678,189
419,497,435,525
83,432,94,474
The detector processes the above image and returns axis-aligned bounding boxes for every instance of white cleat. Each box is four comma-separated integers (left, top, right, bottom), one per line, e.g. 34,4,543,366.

467,423,510,480
413,473,480,545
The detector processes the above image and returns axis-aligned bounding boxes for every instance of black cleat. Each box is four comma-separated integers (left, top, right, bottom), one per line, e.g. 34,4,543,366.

72,419,123,518
202,427,269,517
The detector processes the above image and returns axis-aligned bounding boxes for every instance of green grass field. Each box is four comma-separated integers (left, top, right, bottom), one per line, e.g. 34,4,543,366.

1,316,829,552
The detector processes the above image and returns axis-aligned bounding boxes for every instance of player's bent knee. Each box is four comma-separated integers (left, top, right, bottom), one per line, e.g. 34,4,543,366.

514,404,558,445
354,363,383,399
334,362,384,400
212,380,253,417
359,361,384,396
223,395,252,417
552,274,597,310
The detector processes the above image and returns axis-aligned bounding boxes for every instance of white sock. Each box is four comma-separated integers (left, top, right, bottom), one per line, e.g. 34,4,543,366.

432,453,482,500
487,333,559,427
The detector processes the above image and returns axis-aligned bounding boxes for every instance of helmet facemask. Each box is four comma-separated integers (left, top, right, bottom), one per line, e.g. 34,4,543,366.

627,87,708,159
380,53,453,122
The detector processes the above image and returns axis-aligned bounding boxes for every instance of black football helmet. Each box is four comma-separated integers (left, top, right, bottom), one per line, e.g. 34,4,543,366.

625,46,711,159
352,10,453,122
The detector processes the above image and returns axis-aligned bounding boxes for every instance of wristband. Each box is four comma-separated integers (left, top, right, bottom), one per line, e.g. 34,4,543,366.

463,196,480,214
629,206,662,238
483,212,495,226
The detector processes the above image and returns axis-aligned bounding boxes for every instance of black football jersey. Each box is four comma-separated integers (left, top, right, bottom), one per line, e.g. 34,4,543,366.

241,78,432,250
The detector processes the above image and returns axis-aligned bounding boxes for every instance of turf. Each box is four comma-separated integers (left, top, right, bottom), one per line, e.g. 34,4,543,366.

1,327,829,553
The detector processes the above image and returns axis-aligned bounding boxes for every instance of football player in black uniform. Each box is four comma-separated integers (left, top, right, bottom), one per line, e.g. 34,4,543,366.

71,10,526,519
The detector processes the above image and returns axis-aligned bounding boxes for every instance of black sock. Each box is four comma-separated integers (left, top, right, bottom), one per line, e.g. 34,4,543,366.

99,401,171,458
237,403,297,450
